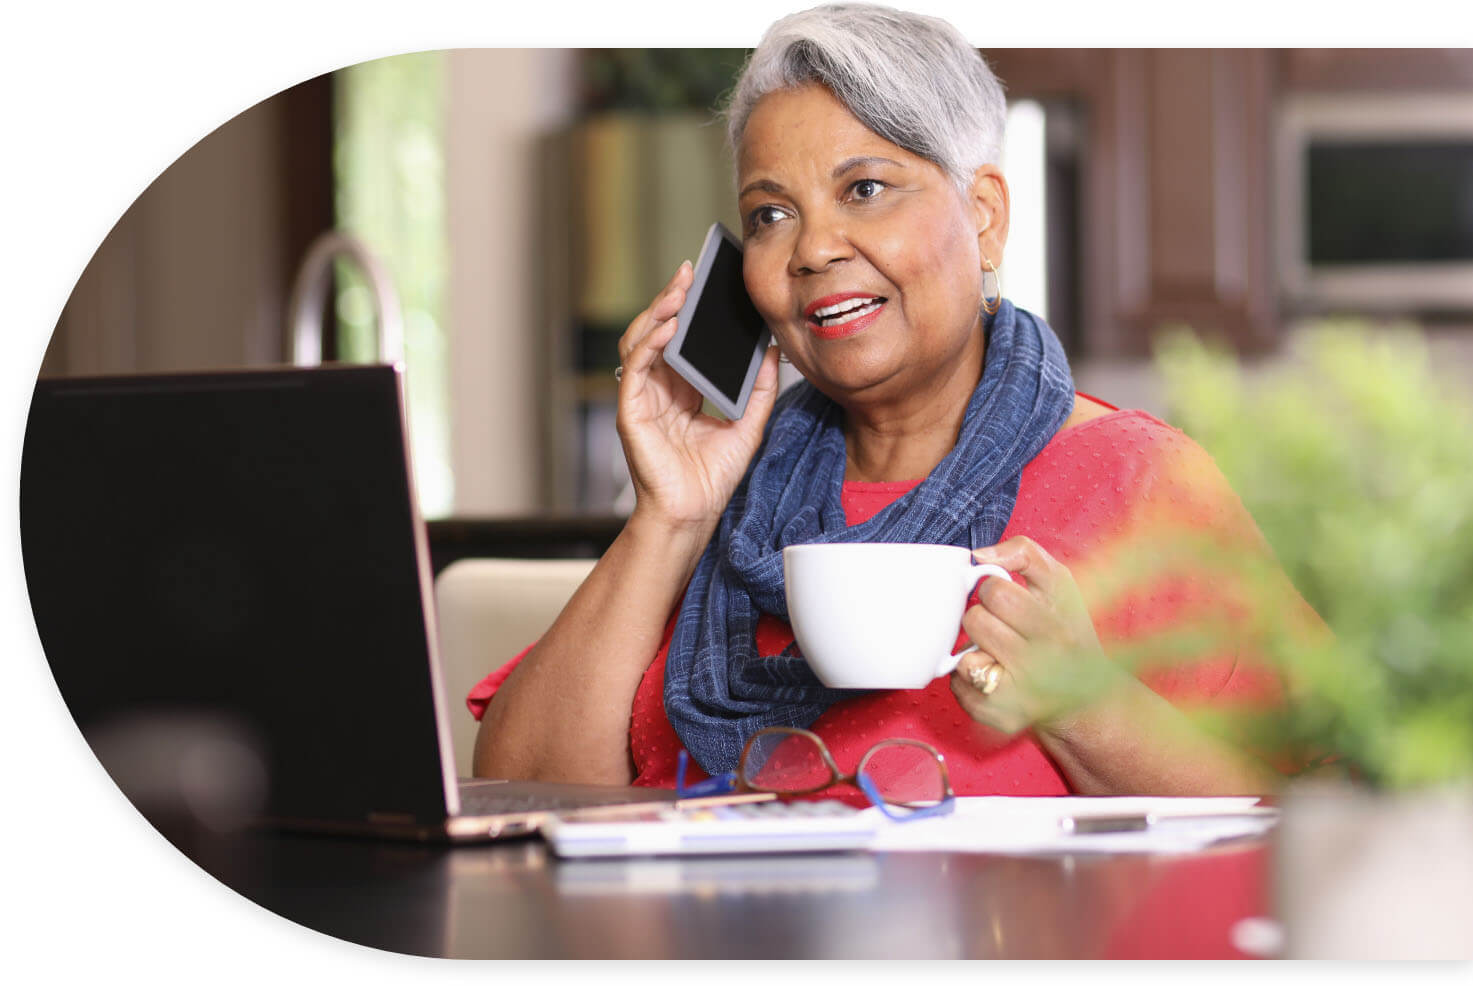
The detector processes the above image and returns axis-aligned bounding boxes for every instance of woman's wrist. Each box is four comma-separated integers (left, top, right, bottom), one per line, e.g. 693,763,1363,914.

1031,664,1139,742
1027,674,1172,795
626,500,719,550
622,504,719,581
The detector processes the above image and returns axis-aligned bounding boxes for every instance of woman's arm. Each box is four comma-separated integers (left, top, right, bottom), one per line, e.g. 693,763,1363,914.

472,263,781,784
1024,669,1279,796
951,535,1285,797
945,416,1329,796
472,511,712,783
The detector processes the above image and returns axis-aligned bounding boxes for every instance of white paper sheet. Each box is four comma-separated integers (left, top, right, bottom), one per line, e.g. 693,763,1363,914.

864,796,1277,855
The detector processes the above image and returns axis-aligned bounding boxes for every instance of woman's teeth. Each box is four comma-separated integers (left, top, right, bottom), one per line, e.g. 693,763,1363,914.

814,298,883,326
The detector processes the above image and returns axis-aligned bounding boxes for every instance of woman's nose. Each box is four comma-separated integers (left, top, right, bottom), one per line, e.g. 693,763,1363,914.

788,214,853,276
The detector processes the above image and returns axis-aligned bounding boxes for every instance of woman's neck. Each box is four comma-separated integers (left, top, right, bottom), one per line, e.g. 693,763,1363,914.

840,346,986,484
842,409,961,483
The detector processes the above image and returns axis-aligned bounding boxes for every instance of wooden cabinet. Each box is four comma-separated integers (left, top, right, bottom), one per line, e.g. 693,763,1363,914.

987,49,1277,357
986,48,1473,358
1279,49,1473,92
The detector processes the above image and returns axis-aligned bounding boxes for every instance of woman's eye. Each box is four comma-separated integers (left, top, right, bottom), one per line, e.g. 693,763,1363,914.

746,205,787,232
851,179,885,201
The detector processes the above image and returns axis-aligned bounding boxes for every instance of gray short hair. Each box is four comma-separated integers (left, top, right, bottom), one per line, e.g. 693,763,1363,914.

724,3,1008,190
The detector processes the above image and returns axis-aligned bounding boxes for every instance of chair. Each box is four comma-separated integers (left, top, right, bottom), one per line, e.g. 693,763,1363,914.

433,557,596,777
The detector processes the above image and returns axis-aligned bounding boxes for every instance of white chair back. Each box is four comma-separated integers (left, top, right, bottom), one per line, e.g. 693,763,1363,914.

433,558,596,776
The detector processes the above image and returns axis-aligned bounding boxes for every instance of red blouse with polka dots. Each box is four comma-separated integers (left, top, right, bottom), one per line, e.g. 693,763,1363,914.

467,404,1283,796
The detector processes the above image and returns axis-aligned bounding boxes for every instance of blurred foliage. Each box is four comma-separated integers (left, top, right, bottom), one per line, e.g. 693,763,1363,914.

1152,324,1473,789
580,49,751,114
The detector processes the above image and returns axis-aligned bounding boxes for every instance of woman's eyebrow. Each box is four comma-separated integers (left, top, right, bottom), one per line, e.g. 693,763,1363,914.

739,156,905,199
738,177,786,199
832,155,903,178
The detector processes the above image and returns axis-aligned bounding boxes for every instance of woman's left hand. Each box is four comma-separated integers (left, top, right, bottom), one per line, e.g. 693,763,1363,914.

949,536,1126,735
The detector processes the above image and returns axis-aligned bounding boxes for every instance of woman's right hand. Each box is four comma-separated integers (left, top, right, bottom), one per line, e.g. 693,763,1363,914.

616,261,782,533
478,267,777,783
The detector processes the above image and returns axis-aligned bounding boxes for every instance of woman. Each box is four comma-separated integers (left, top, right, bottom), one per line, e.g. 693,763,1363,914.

470,4,1284,797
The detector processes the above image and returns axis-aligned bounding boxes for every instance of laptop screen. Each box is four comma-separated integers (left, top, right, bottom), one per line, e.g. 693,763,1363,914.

21,365,455,829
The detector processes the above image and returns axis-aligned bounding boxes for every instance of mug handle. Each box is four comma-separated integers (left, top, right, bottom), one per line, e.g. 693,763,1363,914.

933,563,1011,679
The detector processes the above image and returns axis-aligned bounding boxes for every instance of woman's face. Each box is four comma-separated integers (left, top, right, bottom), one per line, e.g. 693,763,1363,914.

736,83,1009,408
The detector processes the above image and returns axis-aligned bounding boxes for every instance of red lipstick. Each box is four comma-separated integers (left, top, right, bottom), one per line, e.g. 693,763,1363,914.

804,292,886,340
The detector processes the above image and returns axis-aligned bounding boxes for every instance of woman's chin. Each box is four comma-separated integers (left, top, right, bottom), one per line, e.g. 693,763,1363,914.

803,361,908,405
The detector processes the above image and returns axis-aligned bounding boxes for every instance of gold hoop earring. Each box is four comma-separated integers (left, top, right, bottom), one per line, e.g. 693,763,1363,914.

981,257,1002,316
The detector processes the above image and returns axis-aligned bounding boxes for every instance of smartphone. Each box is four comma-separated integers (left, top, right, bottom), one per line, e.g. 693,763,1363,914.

663,222,773,419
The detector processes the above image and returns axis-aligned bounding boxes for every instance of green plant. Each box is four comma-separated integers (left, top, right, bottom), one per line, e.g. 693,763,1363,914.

1151,324,1473,789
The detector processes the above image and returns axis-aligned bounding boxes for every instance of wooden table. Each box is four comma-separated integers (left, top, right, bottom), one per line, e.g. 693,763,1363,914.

177,824,1271,959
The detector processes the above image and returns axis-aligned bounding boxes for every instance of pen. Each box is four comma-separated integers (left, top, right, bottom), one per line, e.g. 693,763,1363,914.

1060,807,1279,835
1059,814,1152,834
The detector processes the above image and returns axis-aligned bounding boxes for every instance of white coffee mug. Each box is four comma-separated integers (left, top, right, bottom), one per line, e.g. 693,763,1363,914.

782,542,1011,689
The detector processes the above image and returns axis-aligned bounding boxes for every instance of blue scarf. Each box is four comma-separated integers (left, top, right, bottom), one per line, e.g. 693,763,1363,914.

662,300,1075,775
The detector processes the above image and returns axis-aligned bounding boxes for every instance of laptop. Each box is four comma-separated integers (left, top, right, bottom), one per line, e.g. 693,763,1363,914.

20,363,673,842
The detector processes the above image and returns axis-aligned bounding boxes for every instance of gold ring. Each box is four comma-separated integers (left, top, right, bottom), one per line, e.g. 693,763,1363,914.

968,661,1004,696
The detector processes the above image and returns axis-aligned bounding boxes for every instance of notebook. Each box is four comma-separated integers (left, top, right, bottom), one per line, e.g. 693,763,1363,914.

20,363,673,842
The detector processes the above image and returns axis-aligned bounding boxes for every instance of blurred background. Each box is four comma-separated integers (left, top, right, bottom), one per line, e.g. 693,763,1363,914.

40,48,1473,567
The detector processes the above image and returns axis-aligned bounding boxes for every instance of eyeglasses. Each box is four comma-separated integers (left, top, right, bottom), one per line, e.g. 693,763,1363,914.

676,727,955,822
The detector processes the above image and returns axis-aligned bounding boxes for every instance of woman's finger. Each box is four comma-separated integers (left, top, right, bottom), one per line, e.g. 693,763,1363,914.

619,261,693,364
971,536,1060,599
954,646,1009,685
960,599,1028,665
730,345,782,435
974,576,1054,640
649,259,694,322
621,310,685,381
948,655,1026,735
954,647,1002,690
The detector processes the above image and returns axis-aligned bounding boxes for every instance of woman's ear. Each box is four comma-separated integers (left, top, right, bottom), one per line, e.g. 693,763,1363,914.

968,164,1011,270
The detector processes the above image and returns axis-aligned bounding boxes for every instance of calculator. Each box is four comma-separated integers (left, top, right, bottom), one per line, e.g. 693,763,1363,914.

541,798,878,857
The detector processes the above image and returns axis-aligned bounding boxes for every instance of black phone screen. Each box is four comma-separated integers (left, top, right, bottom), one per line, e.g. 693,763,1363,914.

676,236,769,405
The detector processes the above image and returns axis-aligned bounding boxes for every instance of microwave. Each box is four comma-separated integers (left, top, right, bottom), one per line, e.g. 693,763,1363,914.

1276,93,1473,315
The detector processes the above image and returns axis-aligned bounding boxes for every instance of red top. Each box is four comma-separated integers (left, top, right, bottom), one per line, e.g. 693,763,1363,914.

468,405,1282,796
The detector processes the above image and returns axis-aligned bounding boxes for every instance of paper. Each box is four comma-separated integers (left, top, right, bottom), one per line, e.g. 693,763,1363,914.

864,796,1278,855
